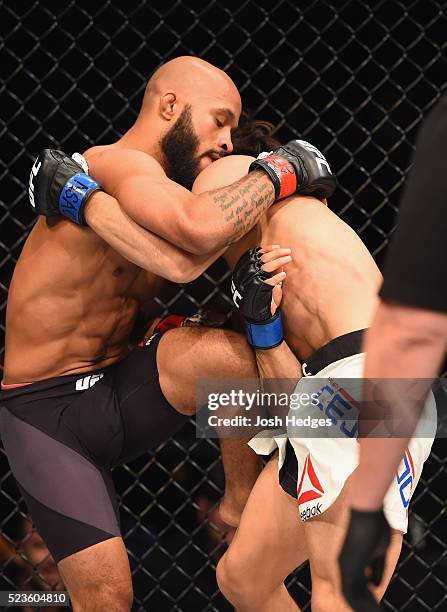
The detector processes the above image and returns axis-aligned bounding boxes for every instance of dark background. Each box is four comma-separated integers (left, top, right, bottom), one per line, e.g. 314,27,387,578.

0,1,446,610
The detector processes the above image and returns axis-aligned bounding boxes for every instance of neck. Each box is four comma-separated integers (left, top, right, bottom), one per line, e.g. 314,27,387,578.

116,117,163,165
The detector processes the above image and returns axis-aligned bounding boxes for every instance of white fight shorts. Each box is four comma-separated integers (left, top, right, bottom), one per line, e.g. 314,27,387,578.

249,330,437,533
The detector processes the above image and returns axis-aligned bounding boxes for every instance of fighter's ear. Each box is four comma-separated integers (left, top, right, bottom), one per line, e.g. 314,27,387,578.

159,91,177,121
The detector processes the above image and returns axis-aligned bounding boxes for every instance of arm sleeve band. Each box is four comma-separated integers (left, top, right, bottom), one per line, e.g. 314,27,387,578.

59,173,102,225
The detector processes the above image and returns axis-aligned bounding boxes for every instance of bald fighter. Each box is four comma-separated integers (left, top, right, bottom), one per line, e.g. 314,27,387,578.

190,150,436,611
1,58,335,611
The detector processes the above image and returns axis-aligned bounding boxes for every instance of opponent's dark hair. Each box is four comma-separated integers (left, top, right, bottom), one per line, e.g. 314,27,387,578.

231,120,281,157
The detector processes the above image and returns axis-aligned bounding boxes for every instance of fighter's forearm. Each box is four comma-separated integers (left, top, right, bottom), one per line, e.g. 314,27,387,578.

255,341,302,380
191,171,275,253
108,167,275,257
255,342,302,420
351,301,447,511
84,192,223,282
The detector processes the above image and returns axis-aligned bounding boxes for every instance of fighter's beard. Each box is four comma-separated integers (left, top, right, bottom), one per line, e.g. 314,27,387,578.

161,104,202,190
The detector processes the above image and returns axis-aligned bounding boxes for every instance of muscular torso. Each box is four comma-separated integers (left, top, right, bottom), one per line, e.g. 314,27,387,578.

225,196,382,361
3,146,161,383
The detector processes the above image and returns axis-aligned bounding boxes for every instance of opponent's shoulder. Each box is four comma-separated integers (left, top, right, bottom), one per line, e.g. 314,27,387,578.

266,195,332,226
265,194,354,245
192,155,253,193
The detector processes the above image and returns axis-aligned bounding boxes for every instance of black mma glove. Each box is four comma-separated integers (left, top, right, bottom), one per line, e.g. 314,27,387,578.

29,149,103,226
231,247,283,349
338,509,391,612
249,139,336,201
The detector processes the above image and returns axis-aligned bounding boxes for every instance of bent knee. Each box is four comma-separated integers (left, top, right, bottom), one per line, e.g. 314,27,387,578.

217,552,242,598
217,551,257,604
71,581,133,611
213,328,258,376
176,403,196,416
218,548,280,609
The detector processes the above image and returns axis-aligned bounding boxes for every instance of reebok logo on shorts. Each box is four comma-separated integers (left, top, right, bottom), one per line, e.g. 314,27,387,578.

300,503,322,521
297,454,325,522
297,453,324,505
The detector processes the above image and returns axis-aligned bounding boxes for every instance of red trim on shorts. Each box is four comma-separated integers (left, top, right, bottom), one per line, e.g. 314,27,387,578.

406,448,415,478
1,381,32,390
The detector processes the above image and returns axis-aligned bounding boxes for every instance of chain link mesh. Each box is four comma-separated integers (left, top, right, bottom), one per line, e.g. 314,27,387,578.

1,1,446,610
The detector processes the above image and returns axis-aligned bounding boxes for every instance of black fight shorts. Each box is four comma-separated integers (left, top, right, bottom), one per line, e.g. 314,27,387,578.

0,334,188,562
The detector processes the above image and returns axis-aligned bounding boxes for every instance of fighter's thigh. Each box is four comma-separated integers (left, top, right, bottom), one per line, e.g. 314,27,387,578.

156,327,257,414
0,407,122,559
219,453,308,589
58,537,133,611
304,473,402,608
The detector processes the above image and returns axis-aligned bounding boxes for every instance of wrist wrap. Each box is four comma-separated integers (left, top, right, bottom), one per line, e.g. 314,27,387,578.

59,173,102,225
249,156,297,199
244,311,284,350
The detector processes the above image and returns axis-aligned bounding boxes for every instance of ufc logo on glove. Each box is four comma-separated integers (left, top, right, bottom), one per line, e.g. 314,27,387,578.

231,280,243,308
28,157,42,209
295,140,333,174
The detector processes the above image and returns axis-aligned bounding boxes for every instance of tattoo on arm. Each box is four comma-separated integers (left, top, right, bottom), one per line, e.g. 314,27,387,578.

208,172,275,244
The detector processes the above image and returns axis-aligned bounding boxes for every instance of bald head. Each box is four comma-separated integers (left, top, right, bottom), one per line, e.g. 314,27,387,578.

142,56,241,114
130,56,242,187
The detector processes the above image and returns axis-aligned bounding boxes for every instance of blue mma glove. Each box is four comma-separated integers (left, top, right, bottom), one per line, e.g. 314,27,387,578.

29,149,103,226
